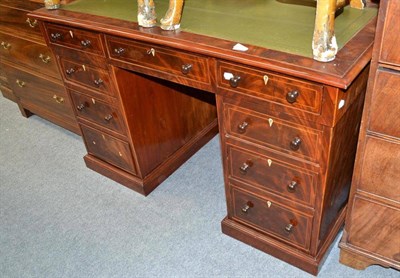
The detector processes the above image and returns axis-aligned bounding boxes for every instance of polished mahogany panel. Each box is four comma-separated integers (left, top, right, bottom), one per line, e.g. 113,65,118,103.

81,124,136,175
217,61,323,115
231,186,312,250
225,104,321,163
70,90,126,135
0,32,60,80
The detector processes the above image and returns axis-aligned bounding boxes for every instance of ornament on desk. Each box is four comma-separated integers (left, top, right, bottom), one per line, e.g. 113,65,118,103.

44,0,60,10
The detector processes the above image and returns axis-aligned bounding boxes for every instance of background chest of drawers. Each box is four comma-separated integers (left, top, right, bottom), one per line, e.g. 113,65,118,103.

339,0,400,271
0,0,79,134
217,55,370,275
42,22,218,195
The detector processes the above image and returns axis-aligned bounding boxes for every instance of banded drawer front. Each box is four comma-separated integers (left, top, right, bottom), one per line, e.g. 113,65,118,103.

228,145,316,207
0,33,60,80
0,6,43,43
60,58,114,96
226,105,320,162
81,124,136,175
106,35,210,85
217,61,323,115
3,63,75,120
231,186,312,250
45,23,104,56
70,90,126,135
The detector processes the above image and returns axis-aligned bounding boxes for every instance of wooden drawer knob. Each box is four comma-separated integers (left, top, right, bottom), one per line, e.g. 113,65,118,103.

237,121,249,134
286,90,299,103
76,103,86,111
66,68,75,75
181,64,193,75
287,181,298,193
50,32,62,41
290,137,302,151
80,39,91,47
104,114,113,122
239,160,253,175
114,47,125,55
94,78,104,87
241,201,254,213
229,75,241,88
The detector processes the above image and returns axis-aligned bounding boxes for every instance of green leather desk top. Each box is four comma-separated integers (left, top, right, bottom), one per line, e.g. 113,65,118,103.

62,0,377,58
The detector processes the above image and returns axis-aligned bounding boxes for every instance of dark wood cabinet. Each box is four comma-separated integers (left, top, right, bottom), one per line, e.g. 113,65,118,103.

339,0,400,271
0,0,79,134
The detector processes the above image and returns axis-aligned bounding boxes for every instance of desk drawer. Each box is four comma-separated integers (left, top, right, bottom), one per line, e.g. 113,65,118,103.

228,145,316,207
60,58,115,96
0,6,43,43
106,35,210,85
225,104,320,162
217,61,323,115
45,23,104,56
0,33,60,80
231,186,312,250
70,90,126,135
4,63,75,120
81,125,136,175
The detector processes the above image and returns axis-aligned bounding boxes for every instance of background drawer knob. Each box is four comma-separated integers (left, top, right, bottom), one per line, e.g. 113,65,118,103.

50,33,62,41
26,18,38,28
286,90,299,103
94,78,104,86
53,95,64,104
287,181,298,193
16,80,26,88
181,64,193,75
290,137,302,151
80,39,91,47
1,41,11,50
104,114,113,121
239,160,253,175
66,68,75,75
285,224,293,233
76,103,85,111
114,47,125,55
39,54,51,64
229,75,241,88
237,121,249,133
241,201,254,213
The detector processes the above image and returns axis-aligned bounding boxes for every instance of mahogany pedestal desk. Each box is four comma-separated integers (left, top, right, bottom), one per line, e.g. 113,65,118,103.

30,1,377,275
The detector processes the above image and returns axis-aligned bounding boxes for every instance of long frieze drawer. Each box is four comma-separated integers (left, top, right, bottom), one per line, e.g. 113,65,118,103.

106,35,210,84
368,69,400,138
225,105,320,162
0,6,43,43
347,197,400,261
3,64,75,120
0,33,60,80
231,186,312,250
228,145,316,207
217,61,323,115
59,58,115,96
45,23,104,56
81,124,136,175
70,90,126,135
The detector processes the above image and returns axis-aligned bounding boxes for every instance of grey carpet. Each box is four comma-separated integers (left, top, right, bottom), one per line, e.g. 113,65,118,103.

0,95,398,278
